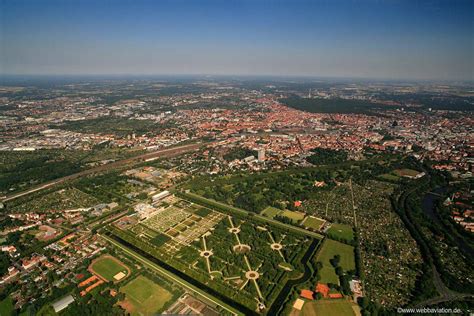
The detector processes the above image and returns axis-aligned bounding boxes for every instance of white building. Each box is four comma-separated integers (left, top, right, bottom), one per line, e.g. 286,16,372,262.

52,295,75,313
258,148,265,161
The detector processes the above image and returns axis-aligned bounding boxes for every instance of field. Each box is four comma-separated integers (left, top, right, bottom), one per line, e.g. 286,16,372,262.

261,206,281,218
379,168,422,182
393,168,421,177
301,299,358,316
327,223,354,242
110,195,318,311
315,239,355,284
90,255,130,282
0,296,14,316
261,206,306,223
280,210,306,222
378,173,400,182
302,216,326,230
120,275,172,316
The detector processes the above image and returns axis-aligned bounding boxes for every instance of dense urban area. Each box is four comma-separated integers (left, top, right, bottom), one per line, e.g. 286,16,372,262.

0,77,472,316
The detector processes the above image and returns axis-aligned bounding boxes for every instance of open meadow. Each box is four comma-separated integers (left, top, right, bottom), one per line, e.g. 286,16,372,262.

315,239,355,284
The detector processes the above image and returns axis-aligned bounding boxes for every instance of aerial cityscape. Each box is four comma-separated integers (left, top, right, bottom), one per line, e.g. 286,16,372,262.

0,1,473,316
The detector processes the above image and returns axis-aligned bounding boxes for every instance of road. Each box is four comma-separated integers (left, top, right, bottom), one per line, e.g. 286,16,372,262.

396,172,474,308
2,142,203,203
99,233,242,316
349,177,357,228
180,192,324,239
414,263,473,307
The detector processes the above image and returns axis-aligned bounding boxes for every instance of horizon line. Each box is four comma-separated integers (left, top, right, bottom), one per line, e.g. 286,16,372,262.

1,73,473,83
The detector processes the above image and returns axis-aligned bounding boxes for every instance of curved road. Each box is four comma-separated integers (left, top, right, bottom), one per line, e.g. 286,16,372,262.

396,172,474,308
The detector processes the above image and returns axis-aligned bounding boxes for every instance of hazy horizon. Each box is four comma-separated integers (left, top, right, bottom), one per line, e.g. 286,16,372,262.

1,0,473,81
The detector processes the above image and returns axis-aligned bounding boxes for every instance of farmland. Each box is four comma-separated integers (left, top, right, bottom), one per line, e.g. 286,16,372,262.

108,195,320,312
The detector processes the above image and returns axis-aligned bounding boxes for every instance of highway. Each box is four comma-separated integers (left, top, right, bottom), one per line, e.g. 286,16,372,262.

2,142,203,203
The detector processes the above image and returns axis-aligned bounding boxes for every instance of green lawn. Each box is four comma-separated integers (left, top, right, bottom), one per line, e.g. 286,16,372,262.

194,207,211,217
302,299,357,316
327,223,354,242
280,210,305,222
378,173,400,182
316,239,355,284
0,296,14,316
303,216,325,230
120,275,173,316
151,234,171,247
261,206,282,218
90,255,129,282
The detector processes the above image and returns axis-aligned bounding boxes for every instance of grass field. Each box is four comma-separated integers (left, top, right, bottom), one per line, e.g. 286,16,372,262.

303,216,325,230
316,239,355,284
393,168,421,177
120,275,172,316
261,206,281,218
280,210,306,222
90,255,130,282
378,173,400,182
0,296,14,316
301,299,357,316
327,223,354,242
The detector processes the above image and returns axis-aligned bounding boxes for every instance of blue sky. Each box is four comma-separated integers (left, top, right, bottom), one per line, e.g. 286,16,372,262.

1,0,473,80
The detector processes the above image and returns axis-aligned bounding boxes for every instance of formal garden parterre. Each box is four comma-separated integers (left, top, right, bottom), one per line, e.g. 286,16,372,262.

108,195,320,312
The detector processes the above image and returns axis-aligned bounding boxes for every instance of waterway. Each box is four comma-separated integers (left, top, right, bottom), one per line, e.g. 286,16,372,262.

108,232,321,315
267,238,321,315
421,187,473,256
107,232,257,315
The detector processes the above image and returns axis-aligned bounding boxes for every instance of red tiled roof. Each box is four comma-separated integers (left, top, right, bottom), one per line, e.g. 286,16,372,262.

329,293,343,299
300,289,314,300
315,283,330,298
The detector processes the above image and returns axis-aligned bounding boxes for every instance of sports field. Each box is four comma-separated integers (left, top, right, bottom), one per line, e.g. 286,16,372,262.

301,299,357,316
327,223,354,242
111,195,317,311
90,255,130,282
393,168,421,177
280,210,305,222
303,216,325,230
261,206,281,218
316,239,355,284
120,275,173,316
261,207,306,223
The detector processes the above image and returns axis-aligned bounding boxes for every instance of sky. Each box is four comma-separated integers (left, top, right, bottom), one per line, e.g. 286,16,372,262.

1,0,473,80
